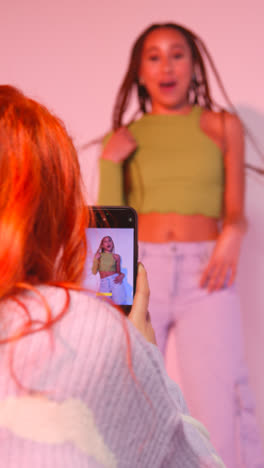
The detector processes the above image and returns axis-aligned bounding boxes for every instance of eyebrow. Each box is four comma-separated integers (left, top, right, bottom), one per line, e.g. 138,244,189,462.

144,43,185,53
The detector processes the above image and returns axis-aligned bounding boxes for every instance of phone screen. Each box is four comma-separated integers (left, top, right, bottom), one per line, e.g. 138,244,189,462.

82,207,138,314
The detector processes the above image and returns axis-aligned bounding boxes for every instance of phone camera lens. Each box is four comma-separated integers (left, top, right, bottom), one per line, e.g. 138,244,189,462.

128,217,133,223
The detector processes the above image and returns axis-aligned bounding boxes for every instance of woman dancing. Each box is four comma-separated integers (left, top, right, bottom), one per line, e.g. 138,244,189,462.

97,22,264,467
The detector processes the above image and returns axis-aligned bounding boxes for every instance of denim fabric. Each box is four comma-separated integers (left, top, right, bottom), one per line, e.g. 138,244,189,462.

139,240,264,468
99,273,126,305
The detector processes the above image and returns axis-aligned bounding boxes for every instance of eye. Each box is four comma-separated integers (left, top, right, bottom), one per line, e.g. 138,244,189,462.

148,55,160,62
173,53,184,59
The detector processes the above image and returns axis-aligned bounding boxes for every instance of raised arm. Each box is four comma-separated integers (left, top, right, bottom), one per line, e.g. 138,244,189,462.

91,251,101,275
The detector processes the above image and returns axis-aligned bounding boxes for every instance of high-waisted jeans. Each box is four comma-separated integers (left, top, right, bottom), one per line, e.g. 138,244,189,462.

99,273,126,305
139,240,264,468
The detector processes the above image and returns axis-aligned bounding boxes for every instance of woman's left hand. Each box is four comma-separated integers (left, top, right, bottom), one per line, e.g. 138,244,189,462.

114,273,125,284
200,226,244,291
129,263,156,345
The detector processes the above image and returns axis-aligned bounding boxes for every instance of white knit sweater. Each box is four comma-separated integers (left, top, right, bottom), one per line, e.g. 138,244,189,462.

0,286,224,467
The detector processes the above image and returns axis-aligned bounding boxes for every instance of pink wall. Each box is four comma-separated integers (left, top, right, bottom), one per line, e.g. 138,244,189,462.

1,0,264,438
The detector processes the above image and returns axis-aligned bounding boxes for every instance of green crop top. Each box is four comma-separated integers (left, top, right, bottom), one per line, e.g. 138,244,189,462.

98,106,225,217
99,252,116,272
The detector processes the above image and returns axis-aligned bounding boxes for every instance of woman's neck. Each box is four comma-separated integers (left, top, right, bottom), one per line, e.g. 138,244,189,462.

150,101,192,116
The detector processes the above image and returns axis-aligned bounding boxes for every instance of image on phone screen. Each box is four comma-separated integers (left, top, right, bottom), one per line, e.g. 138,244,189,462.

83,228,134,305
82,207,138,313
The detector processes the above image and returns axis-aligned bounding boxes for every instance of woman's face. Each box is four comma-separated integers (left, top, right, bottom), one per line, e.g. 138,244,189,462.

102,237,114,252
139,28,193,114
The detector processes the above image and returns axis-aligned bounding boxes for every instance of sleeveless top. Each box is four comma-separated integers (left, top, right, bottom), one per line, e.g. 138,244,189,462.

99,252,116,272
98,106,224,217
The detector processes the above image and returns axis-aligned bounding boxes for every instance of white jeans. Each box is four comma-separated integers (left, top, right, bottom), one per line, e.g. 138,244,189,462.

139,240,264,468
99,273,126,305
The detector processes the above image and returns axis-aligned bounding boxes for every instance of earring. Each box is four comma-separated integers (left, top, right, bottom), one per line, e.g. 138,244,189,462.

188,74,197,104
191,73,197,86
189,73,197,93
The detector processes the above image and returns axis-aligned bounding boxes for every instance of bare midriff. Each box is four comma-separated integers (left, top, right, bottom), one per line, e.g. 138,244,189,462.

99,271,117,279
138,212,220,243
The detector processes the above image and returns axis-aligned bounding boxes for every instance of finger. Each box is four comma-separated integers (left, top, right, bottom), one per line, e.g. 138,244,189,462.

211,264,230,291
135,263,150,295
129,263,150,321
119,127,135,141
227,265,237,287
123,131,137,146
219,265,231,290
200,267,209,288
116,126,127,134
200,261,214,288
206,263,224,292
146,323,157,345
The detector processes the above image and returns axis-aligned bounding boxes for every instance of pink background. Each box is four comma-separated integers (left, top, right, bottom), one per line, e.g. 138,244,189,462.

1,0,264,439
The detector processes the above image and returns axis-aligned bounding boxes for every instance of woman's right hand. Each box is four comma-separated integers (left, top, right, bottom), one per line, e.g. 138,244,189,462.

128,263,157,345
95,251,101,260
101,127,138,163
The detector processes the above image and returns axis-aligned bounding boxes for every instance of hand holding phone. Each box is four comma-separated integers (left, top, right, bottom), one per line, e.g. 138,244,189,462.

129,263,156,345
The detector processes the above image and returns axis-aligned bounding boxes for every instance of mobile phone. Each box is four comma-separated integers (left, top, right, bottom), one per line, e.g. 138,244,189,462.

83,206,138,315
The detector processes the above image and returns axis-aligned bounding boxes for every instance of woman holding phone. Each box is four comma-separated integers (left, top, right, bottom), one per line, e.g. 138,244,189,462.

97,22,264,467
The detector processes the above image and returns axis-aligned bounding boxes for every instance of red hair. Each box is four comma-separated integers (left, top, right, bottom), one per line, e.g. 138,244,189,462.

0,85,89,300
0,87,143,401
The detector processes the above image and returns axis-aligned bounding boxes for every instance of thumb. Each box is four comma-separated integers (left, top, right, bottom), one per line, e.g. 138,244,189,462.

129,263,150,321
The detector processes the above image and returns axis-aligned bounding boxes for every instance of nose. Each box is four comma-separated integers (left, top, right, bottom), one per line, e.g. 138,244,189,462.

161,56,173,72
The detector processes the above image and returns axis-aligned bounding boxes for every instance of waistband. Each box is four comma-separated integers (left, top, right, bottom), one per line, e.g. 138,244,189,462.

139,240,216,256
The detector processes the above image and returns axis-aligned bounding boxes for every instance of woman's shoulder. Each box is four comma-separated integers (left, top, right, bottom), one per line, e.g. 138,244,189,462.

201,107,242,131
42,284,119,312
127,114,149,130
200,107,243,150
24,285,124,337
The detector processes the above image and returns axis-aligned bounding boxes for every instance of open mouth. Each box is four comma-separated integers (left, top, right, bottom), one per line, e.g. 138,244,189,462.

159,81,177,91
